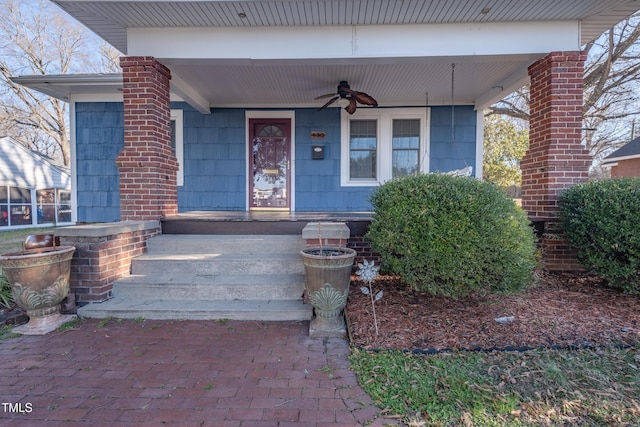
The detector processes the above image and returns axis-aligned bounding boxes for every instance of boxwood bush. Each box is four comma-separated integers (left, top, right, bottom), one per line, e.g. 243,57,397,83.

367,174,537,298
559,178,640,293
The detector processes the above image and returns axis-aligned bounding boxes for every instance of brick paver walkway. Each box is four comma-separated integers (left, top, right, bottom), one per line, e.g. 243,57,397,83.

0,319,402,426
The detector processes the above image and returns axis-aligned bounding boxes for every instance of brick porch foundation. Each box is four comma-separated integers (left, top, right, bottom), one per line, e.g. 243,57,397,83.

56,221,160,305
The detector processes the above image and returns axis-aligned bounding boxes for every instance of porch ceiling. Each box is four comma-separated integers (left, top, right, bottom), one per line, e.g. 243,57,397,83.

40,1,640,113
53,0,640,52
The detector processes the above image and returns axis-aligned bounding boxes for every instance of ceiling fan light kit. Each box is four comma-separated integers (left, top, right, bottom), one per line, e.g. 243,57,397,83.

315,81,378,114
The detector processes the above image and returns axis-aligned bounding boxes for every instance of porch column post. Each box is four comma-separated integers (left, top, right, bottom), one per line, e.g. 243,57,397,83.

116,56,178,221
521,51,592,270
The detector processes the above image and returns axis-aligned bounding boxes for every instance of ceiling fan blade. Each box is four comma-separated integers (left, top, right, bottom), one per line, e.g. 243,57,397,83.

353,91,378,107
317,96,340,111
344,98,357,114
314,93,338,100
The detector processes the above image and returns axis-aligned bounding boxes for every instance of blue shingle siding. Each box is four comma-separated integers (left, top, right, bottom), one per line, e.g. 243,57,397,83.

177,104,246,211
75,102,123,223
429,106,477,176
73,103,478,216
294,109,375,211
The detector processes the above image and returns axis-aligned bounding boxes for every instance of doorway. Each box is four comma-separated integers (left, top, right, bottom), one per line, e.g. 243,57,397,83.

249,118,292,210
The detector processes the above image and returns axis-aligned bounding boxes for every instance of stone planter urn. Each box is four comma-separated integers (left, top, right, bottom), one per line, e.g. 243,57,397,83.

0,245,76,335
301,222,356,338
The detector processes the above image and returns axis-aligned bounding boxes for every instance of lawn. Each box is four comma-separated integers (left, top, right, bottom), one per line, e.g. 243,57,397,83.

350,346,640,426
0,227,56,255
346,274,640,426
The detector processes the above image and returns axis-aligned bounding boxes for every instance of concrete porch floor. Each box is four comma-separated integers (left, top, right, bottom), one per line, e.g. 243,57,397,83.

0,318,402,426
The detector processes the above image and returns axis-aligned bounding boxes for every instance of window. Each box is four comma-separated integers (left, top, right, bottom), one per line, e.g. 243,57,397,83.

171,109,184,186
9,187,32,226
392,119,420,177
58,190,71,222
36,188,72,224
349,120,377,180
0,186,71,228
341,108,428,186
0,186,7,227
36,189,56,224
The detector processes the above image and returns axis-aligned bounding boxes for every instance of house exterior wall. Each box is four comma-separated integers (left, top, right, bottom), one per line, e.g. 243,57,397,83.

610,158,640,178
1,136,73,229
75,102,123,222
430,106,477,173
0,137,70,189
74,103,477,221
294,108,377,211
179,107,247,210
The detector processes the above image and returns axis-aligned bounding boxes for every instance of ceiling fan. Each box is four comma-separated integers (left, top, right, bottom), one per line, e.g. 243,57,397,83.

315,81,378,114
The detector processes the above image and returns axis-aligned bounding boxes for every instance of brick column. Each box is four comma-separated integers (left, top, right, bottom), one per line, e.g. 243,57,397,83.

521,51,592,270
116,56,178,221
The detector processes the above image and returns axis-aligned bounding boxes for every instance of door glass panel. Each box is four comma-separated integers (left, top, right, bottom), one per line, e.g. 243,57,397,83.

252,123,289,208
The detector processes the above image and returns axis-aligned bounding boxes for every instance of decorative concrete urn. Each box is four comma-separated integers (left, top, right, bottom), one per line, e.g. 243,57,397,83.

301,222,356,338
0,245,76,335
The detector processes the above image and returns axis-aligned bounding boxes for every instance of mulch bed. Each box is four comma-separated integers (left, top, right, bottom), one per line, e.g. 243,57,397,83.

345,272,640,352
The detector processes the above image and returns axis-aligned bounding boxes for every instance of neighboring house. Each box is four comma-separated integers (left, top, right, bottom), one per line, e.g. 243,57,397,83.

0,136,72,229
11,1,640,270
602,136,640,178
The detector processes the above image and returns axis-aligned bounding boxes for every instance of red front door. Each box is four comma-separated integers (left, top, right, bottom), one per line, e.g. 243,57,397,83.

249,119,291,210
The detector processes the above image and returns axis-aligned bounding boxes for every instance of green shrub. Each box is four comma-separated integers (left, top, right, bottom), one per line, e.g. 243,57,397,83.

559,178,640,293
0,270,12,309
367,174,537,298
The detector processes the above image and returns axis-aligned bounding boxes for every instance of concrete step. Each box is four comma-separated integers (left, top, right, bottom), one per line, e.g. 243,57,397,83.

146,234,305,255
78,234,312,322
131,253,305,275
78,298,313,321
113,274,305,300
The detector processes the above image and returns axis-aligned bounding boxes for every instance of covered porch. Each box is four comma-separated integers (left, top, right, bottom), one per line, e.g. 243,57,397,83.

16,1,640,309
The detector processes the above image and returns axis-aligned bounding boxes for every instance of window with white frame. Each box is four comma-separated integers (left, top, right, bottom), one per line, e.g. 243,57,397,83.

349,120,378,180
36,188,71,224
341,108,428,186
170,109,184,186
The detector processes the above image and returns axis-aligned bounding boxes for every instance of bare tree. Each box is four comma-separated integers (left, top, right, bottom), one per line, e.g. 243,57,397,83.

487,13,640,167
0,0,120,166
